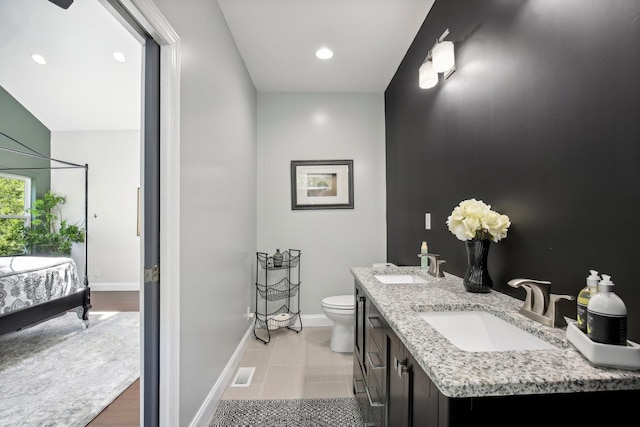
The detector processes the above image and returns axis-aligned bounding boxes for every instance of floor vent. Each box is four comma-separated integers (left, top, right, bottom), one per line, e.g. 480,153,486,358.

230,367,255,387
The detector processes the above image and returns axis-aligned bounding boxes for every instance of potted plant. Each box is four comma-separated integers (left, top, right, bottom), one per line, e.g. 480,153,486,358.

23,191,85,256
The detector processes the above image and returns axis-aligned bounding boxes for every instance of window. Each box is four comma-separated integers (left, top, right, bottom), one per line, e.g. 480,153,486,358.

0,172,31,255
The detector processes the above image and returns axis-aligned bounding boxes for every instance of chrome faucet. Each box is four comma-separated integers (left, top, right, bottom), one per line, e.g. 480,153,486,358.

507,278,574,327
417,253,446,278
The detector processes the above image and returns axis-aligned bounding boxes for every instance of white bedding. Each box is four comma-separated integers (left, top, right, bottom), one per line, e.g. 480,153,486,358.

0,256,83,315
0,256,78,277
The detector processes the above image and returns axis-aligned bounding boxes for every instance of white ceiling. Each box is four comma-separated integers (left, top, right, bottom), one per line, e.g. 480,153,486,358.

218,0,434,93
0,0,433,132
0,0,142,132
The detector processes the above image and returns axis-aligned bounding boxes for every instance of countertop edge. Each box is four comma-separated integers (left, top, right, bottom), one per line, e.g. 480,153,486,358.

351,266,640,398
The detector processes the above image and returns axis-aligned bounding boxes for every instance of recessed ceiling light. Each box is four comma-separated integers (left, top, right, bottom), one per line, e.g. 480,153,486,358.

31,54,46,65
315,47,333,60
113,51,126,63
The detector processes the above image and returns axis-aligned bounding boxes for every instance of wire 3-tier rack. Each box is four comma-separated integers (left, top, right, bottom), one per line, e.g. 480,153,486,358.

254,249,302,344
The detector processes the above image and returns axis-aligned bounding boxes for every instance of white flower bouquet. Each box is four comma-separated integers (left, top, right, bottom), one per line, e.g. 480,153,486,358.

446,199,511,243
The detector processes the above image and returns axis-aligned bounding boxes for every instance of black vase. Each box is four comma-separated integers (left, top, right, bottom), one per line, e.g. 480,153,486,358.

463,239,492,293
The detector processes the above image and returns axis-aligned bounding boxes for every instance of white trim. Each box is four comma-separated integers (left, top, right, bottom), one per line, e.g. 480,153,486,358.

90,282,140,291
252,313,333,329
189,325,254,427
301,313,333,327
111,1,181,426
158,38,181,427
0,172,31,226
121,0,179,45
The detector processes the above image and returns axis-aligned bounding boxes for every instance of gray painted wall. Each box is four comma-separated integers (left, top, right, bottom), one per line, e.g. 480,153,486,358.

257,93,387,315
51,130,141,286
151,1,257,425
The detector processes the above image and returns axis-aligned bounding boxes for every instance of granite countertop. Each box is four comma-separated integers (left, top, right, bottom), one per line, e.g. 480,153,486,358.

351,266,640,399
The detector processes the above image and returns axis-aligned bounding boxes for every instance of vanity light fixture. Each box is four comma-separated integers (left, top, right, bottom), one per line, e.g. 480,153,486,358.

432,40,455,74
31,54,46,65
315,47,334,60
419,28,456,89
419,61,438,89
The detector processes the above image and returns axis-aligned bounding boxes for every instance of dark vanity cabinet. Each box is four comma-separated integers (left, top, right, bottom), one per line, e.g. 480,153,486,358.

354,277,640,427
366,297,387,425
354,282,366,373
353,282,370,424
353,280,387,427
387,328,438,427
387,327,408,426
355,278,438,427
386,327,640,427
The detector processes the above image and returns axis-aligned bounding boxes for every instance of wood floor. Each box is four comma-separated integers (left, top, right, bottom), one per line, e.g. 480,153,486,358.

86,291,140,426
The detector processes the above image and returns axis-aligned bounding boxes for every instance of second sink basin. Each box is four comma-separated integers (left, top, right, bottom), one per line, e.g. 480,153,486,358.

419,310,555,352
374,274,428,284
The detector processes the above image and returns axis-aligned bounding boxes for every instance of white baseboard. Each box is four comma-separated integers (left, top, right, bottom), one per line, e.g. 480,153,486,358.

89,282,140,291
301,313,333,327
189,324,253,427
252,313,333,329
189,314,334,426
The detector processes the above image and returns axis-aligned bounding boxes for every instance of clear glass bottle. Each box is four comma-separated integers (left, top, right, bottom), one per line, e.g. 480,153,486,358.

576,270,599,333
273,249,284,268
420,241,429,269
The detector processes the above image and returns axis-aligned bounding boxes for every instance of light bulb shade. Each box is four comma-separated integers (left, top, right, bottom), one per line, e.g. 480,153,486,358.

432,41,455,73
419,61,438,89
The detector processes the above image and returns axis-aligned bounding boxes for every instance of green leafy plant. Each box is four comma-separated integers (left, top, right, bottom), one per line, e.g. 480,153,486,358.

23,191,85,256
0,176,28,255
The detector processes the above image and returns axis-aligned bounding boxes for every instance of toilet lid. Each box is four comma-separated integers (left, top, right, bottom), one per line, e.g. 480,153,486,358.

322,295,355,309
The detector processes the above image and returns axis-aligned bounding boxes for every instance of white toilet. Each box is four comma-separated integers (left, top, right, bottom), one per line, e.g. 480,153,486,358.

321,294,355,353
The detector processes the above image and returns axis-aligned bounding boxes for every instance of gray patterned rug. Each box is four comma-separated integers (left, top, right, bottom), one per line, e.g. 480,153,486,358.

0,311,140,426
210,398,364,426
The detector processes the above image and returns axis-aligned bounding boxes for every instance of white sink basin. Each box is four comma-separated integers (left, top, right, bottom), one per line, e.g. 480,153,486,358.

419,311,555,352
374,274,428,284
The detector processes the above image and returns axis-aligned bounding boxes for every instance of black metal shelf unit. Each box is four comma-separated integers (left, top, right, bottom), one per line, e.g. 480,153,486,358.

254,249,302,344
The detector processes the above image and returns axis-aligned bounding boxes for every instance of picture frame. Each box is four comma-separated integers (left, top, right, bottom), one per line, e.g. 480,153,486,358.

290,160,354,210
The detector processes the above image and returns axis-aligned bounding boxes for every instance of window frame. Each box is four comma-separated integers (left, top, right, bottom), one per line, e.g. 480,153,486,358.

0,172,32,227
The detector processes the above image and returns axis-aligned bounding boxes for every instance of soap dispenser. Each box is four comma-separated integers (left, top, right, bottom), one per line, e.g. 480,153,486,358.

587,274,627,345
576,270,599,333
420,241,429,269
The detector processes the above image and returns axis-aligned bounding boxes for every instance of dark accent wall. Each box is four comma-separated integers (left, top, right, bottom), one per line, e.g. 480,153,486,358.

385,0,640,342
0,85,51,198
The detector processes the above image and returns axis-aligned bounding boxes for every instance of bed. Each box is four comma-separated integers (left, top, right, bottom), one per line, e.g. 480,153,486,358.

0,255,91,335
1,132,92,335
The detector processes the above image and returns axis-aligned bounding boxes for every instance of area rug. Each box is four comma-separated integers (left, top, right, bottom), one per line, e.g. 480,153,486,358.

0,311,140,426
209,398,364,427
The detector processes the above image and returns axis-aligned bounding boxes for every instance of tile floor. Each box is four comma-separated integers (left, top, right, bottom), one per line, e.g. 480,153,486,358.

222,326,354,400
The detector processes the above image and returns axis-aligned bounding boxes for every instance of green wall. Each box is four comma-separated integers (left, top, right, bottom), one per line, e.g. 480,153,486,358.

0,85,51,198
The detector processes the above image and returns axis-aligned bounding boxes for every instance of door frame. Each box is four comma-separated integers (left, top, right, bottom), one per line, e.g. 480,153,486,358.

99,1,181,425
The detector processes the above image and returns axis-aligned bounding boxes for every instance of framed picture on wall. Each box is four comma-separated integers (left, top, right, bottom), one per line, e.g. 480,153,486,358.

290,160,354,210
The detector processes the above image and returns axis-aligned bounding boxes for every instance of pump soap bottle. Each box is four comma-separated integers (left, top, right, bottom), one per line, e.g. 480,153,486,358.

420,241,429,270
587,274,627,346
576,270,599,333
